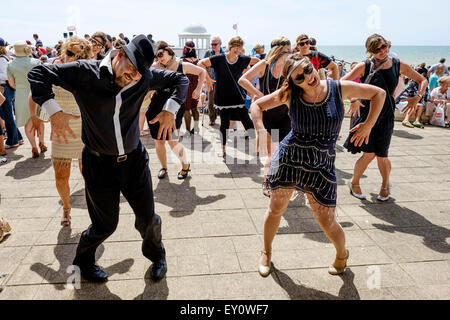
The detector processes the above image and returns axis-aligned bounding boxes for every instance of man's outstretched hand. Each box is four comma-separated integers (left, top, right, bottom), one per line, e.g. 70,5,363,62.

50,111,80,144
149,110,176,140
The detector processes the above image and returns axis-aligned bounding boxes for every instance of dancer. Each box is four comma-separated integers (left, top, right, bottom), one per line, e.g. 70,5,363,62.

146,41,205,180
180,41,201,135
295,34,340,80
343,34,428,201
7,40,46,158
198,36,259,156
28,35,189,282
29,36,93,226
239,37,292,197
250,53,386,277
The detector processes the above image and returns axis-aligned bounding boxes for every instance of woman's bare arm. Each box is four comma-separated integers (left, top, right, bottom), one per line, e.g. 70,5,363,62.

238,60,267,100
8,77,15,90
341,80,386,146
197,58,213,91
182,62,206,99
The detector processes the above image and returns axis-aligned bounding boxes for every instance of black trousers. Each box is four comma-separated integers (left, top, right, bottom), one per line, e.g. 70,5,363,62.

73,141,165,266
219,107,255,146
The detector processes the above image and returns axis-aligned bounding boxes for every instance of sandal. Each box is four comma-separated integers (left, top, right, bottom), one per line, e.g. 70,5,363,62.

61,208,71,227
412,121,424,129
402,121,414,128
32,147,39,159
258,250,272,277
158,168,168,179
39,142,47,153
328,249,349,275
177,164,191,180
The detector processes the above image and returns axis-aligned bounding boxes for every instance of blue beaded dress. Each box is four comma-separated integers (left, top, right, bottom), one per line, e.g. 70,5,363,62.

267,80,344,207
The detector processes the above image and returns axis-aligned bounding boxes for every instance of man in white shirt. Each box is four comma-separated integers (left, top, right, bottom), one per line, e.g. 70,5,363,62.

428,58,449,77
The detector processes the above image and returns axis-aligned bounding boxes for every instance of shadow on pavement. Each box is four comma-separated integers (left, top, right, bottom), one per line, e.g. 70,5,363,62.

153,178,226,218
5,157,51,180
363,195,450,253
272,266,360,300
134,267,169,300
393,129,423,140
30,227,134,300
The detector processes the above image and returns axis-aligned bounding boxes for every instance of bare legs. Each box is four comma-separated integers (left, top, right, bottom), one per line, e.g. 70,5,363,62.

25,119,45,150
377,156,391,197
350,152,375,195
155,139,190,173
260,188,347,270
184,110,192,133
53,158,83,221
351,152,391,197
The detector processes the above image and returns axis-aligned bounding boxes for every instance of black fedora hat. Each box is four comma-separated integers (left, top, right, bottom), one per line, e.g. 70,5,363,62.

120,34,155,79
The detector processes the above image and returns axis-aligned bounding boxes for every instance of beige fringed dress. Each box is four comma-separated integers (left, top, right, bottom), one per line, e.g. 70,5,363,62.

51,86,83,160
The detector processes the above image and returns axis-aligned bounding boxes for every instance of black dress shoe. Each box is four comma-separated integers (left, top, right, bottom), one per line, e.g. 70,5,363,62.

151,259,167,281
78,264,108,283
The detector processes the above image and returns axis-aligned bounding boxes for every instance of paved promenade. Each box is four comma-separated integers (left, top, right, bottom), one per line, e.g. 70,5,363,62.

0,117,449,300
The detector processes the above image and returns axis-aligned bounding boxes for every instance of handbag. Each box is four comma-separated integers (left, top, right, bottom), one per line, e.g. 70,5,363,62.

430,103,446,127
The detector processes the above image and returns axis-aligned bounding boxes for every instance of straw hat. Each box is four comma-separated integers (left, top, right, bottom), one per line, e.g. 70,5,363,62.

12,40,34,57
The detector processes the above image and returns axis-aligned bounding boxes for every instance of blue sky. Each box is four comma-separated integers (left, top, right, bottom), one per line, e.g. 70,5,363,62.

1,0,449,47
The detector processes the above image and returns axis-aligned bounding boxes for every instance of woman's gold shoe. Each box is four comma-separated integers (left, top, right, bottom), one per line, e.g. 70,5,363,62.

328,249,349,275
258,250,272,277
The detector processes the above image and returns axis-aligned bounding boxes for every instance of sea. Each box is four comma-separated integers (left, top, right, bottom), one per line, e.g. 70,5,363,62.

243,45,450,68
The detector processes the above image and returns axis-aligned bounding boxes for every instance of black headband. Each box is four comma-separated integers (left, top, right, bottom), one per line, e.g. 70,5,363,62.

271,40,291,48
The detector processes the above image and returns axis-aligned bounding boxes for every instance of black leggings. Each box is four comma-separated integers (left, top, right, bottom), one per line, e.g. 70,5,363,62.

219,107,255,146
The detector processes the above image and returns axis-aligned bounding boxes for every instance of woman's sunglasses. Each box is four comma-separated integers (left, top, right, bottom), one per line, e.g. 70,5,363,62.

90,39,104,49
156,51,165,58
292,63,314,84
65,50,76,57
372,43,388,54
298,40,310,47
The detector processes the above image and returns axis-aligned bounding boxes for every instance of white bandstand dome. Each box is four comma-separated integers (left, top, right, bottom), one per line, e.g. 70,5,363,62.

178,23,211,49
182,23,208,34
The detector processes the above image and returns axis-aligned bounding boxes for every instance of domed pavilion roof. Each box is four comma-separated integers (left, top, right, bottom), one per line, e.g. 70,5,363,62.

181,23,208,34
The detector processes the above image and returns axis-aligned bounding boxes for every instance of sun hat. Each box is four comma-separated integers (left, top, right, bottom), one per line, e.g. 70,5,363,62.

12,40,34,57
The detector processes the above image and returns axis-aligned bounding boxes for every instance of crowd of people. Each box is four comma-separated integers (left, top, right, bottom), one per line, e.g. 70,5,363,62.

0,29,448,283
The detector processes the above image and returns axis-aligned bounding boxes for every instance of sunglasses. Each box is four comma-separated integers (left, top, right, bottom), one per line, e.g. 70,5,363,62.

298,40,310,47
156,51,165,58
211,43,220,46
90,39,104,49
292,63,314,84
372,43,388,54
65,50,76,57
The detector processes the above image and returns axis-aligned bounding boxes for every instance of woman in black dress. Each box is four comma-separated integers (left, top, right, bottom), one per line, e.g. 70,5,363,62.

146,41,206,180
198,36,259,156
239,37,292,197
343,34,427,201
